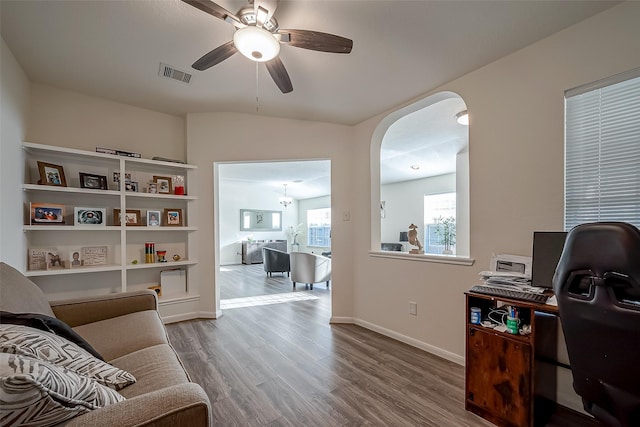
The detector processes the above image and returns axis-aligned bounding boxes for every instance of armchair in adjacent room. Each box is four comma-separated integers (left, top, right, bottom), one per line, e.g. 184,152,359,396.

552,222,640,427
262,247,290,277
290,252,331,290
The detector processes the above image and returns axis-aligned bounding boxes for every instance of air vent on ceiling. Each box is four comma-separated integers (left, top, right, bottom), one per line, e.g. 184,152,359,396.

158,63,192,84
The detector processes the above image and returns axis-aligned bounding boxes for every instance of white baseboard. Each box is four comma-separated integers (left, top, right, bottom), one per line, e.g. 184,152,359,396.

330,316,355,323
162,311,216,324
332,317,464,366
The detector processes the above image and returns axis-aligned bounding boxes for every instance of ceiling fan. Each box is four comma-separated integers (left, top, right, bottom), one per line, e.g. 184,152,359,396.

182,0,353,93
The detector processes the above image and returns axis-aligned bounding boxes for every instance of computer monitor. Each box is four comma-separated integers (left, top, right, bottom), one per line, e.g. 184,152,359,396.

530,231,568,289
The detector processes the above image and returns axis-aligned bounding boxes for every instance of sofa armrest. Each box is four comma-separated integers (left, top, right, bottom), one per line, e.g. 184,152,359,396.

63,383,211,427
50,290,158,327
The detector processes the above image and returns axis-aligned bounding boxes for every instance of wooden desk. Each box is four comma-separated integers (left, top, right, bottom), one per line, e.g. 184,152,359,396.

465,291,559,427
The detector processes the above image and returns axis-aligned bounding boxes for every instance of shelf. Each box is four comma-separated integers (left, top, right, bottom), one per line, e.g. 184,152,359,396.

24,264,122,277
23,142,197,170
24,225,121,231
22,141,199,320
23,184,121,197
125,259,197,270
125,226,197,232
125,192,197,201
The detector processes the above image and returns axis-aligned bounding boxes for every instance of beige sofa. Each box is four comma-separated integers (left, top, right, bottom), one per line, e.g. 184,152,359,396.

0,262,211,427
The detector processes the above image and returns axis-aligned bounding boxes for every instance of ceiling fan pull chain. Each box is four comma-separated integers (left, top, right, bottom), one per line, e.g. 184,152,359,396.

255,62,260,113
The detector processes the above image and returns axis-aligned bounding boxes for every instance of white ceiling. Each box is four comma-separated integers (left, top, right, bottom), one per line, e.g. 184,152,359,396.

1,0,617,198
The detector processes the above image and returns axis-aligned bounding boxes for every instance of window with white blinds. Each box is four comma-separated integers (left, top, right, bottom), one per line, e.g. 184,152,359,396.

564,69,640,230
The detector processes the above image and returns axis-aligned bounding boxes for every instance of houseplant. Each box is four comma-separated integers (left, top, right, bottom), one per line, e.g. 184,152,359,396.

434,216,456,255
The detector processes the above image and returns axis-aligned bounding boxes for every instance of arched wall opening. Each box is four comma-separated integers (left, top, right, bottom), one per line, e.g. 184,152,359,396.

370,91,470,260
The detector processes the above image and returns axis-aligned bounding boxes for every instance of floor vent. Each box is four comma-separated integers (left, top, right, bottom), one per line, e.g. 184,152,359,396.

158,63,192,84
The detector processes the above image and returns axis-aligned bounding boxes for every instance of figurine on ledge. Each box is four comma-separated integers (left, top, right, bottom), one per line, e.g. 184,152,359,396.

408,223,424,254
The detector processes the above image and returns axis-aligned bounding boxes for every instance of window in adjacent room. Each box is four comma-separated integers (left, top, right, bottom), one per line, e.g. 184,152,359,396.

307,208,331,247
565,68,640,230
424,192,456,255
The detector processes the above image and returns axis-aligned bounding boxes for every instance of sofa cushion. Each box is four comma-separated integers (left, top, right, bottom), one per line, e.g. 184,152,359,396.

110,344,191,399
0,311,103,360
0,324,135,390
0,262,55,317
73,310,169,361
0,353,124,427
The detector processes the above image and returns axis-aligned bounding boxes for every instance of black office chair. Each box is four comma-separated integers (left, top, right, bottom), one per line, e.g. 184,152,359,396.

552,222,640,427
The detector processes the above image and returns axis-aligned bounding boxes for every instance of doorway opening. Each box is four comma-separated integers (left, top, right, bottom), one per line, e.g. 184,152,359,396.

216,159,332,316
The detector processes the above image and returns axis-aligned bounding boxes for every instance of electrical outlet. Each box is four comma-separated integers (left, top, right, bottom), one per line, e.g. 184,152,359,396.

409,301,417,316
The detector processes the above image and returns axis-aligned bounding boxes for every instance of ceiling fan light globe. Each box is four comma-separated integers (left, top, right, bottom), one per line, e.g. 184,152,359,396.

233,26,280,62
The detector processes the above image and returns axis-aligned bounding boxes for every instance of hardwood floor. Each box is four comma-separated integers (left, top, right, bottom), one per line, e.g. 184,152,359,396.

166,264,601,426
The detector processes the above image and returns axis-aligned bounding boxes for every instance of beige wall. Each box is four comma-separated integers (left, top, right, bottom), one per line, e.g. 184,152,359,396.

2,2,639,410
351,0,640,362
27,84,186,161
185,112,354,318
0,38,31,268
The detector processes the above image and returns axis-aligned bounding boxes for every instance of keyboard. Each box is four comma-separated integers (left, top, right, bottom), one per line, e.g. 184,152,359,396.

470,284,550,304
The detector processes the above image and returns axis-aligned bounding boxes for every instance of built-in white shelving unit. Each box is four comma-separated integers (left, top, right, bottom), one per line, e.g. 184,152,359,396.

22,142,199,310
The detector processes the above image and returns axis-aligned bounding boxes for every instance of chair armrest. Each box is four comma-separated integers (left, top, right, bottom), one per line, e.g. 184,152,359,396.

50,290,158,327
63,383,211,427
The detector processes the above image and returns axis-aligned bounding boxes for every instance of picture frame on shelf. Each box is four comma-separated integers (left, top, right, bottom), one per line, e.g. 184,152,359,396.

153,176,172,194
147,210,161,227
164,208,183,226
46,250,64,270
28,247,57,271
113,208,142,226
125,181,139,192
68,249,83,268
30,203,65,225
79,172,108,190
113,172,132,184
74,207,106,227
81,246,108,266
37,161,67,187
147,183,157,194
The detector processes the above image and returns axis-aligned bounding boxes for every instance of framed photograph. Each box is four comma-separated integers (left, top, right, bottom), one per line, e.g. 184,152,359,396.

147,183,158,194
147,210,161,227
28,247,57,271
153,176,173,194
46,250,64,270
113,208,142,226
164,208,183,226
37,161,67,187
81,246,108,266
113,172,132,183
79,173,108,190
124,181,139,192
30,203,65,225
74,207,106,227
68,249,83,268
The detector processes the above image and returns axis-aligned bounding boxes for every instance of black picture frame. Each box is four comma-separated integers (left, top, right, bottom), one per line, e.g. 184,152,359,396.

79,173,108,190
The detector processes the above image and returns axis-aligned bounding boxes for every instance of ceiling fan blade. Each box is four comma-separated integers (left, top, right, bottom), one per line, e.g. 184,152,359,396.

181,0,243,28
192,41,238,70
265,58,293,94
278,29,353,54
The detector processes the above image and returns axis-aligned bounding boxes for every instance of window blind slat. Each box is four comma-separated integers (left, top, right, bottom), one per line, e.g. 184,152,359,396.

565,74,640,230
